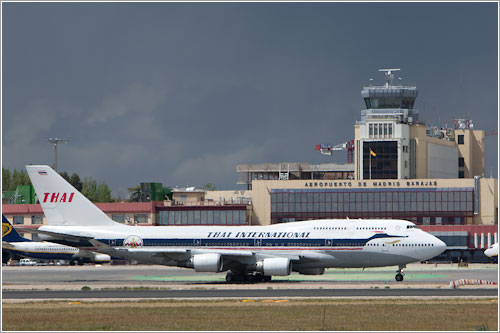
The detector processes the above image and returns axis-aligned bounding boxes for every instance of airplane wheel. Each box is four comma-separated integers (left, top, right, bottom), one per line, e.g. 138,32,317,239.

395,273,404,282
263,276,272,282
247,274,255,283
70,261,76,266
225,272,235,283
255,273,265,282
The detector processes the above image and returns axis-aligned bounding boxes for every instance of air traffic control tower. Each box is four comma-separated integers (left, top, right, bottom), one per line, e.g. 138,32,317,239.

354,69,484,180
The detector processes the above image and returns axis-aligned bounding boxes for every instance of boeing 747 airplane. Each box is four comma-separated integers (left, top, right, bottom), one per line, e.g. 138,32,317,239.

24,165,446,282
2,215,111,265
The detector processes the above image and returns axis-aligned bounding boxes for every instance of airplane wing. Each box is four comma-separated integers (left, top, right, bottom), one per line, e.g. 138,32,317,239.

88,238,322,265
88,239,256,262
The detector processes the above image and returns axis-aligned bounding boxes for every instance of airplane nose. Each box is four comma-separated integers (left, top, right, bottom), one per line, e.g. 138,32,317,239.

433,237,447,255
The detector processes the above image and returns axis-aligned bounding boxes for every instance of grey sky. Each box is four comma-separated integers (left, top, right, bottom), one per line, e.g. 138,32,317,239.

2,2,498,196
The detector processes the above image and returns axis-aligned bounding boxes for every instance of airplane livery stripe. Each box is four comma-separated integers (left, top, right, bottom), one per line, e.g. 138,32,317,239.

95,233,406,248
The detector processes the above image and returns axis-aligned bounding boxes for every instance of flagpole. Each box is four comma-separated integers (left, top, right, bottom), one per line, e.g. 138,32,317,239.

369,152,372,180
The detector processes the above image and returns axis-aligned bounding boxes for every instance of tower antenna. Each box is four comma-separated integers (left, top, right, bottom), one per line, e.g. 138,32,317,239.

378,68,400,87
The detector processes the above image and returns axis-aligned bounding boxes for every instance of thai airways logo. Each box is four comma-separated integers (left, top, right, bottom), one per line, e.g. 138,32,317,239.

123,235,143,248
42,192,75,203
2,223,12,238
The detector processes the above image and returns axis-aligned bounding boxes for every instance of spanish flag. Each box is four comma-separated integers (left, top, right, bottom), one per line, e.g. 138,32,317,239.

370,148,376,157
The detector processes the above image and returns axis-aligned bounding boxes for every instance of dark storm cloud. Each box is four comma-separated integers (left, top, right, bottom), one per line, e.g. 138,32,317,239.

2,2,498,194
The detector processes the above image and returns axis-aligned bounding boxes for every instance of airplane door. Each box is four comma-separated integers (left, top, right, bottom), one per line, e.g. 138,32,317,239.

254,239,262,247
325,239,332,247
194,239,201,247
110,239,116,247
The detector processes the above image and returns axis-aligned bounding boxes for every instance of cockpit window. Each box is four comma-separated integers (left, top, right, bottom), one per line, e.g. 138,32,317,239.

406,225,418,229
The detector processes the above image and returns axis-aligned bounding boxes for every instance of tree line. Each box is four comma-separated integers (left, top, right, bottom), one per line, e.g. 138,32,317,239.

2,168,113,203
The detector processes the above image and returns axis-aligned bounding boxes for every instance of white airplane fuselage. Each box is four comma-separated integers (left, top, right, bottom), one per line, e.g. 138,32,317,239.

39,218,446,270
2,241,111,263
3,241,78,260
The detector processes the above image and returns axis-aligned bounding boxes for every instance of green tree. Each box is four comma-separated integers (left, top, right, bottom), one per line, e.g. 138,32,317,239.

57,171,83,191
81,177,114,202
2,168,12,191
59,171,70,182
81,177,98,202
203,183,216,191
70,173,83,191
96,182,113,203
11,169,30,188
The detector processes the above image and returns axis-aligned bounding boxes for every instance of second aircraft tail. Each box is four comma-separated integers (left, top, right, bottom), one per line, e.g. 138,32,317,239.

2,215,31,242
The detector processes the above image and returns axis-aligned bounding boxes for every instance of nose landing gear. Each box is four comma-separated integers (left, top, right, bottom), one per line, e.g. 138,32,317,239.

395,265,405,282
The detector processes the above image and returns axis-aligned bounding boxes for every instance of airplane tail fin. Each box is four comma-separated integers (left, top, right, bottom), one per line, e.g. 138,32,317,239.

26,165,119,227
2,215,31,242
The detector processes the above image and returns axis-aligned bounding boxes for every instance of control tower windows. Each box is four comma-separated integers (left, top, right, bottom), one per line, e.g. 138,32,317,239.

364,98,371,109
365,97,415,109
369,123,393,139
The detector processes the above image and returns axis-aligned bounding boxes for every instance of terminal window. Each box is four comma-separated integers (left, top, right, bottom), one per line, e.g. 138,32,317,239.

458,157,465,168
159,209,247,225
271,188,474,225
457,135,464,144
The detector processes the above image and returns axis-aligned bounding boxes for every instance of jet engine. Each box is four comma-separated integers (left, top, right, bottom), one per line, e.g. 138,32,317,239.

296,267,325,275
255,258,291,276
190,253,223,272
94,254,111,262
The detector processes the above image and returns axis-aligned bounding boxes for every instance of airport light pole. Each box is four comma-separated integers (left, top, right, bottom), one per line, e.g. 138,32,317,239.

47,138,68,172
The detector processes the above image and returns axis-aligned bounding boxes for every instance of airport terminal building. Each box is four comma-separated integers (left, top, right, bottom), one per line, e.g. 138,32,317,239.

3,69,498,262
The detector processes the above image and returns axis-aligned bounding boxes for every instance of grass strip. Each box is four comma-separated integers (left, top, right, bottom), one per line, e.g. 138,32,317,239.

2,298,498,331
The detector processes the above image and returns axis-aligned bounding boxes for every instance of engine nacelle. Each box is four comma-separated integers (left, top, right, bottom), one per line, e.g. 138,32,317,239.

94,254,111,262
296,267,325,275
256,258,291,276
191,253,223,272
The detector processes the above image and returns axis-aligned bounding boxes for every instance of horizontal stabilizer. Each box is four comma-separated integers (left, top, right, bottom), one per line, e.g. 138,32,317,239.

15,226,93,242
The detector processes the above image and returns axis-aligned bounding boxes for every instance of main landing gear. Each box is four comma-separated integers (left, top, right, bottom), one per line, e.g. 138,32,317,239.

395,265,405,282
225,271,272,283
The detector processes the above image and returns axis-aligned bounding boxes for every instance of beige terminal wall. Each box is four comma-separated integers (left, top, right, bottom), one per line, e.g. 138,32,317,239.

250,178,498,226
478,178,498,225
